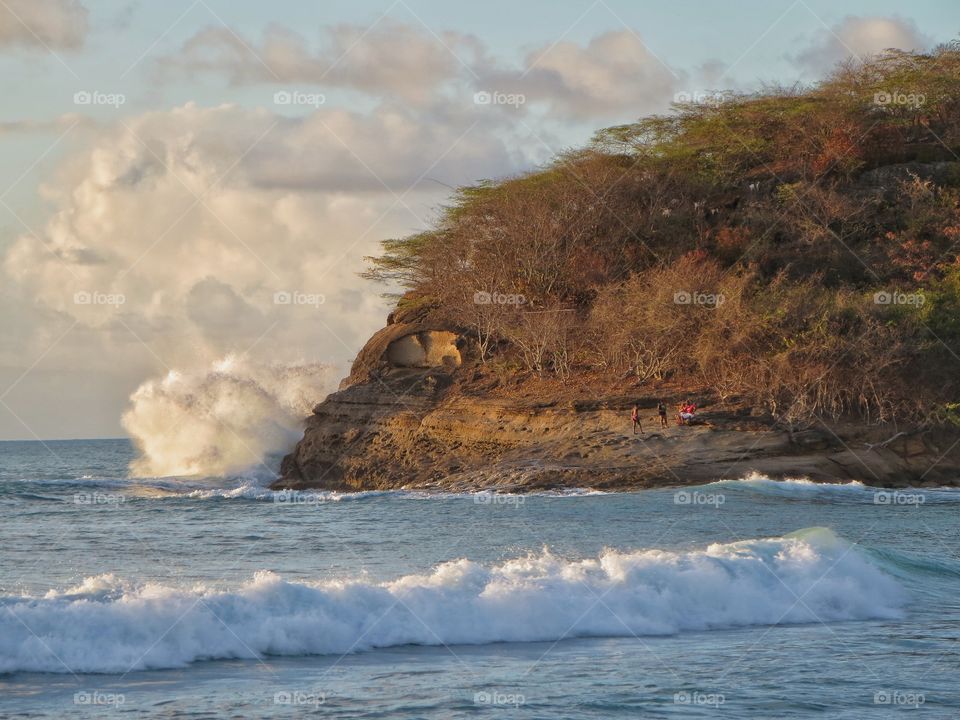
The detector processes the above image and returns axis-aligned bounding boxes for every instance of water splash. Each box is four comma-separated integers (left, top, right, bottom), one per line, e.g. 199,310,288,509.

121,355,337,478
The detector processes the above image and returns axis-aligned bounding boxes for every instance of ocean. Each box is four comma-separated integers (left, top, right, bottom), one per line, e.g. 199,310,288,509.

1,438,958,718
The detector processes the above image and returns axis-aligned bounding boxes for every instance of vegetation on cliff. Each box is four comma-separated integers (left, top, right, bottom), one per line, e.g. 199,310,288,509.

365,44,960,428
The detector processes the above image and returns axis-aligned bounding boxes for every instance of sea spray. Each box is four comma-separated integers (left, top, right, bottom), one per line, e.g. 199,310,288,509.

0,529,906,674
121,356,337,477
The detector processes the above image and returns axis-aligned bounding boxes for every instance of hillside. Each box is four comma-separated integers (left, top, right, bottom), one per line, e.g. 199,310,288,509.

276,44,960,491
365,44,960,427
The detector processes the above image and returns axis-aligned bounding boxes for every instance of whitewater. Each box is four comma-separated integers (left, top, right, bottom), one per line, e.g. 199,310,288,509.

2,438,959,718
0,529,905,674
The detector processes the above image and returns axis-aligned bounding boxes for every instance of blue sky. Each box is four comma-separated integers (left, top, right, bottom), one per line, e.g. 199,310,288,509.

0,0,956,442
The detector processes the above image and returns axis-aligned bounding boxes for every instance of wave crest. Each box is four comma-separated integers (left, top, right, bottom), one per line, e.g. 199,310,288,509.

0,529,905,674
711,473,960,503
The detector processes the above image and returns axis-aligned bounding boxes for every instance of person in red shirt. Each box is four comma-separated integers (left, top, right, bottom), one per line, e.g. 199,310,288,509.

678,402,697,425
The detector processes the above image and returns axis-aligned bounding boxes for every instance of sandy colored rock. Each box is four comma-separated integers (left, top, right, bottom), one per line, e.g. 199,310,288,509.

275,365,960,492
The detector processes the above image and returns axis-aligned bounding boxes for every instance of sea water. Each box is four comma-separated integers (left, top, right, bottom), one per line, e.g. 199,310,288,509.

1,439,958,718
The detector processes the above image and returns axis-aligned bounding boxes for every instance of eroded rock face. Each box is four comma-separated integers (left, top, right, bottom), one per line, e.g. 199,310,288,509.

277,316,960,493
386,331,461,369
340,322,464,389
275,365,960,492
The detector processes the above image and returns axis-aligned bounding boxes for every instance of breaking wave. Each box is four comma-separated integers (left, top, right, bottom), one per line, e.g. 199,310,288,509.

709,473,960,503
0,528,906,674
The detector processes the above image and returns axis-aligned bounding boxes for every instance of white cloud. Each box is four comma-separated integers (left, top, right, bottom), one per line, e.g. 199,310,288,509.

0,99,530,439
160,22,680,123
0,113,93,135
0,0,88,50
159,20,478,105
0,19,687,441
246,106,517,191
473,30,681,122
516,31,680,120
793,16,932,76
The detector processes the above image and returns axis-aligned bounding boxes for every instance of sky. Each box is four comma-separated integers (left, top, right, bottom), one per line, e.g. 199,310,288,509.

0,0,957,441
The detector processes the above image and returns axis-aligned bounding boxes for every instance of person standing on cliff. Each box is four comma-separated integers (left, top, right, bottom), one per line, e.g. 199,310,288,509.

631,404,643,434
657,401,668,428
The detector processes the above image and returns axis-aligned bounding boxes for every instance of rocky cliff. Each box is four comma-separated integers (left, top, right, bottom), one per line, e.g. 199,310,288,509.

274,321,960,492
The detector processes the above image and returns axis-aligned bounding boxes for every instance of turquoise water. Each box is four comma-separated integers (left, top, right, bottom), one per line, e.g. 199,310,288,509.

1,439,959,718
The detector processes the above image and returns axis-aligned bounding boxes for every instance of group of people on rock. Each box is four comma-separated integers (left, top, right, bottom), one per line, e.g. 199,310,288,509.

630,400,697,434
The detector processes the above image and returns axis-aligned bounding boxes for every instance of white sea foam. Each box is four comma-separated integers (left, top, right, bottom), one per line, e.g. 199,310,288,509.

711,473,960,503
155,486,608,501
0,528,906,674
717,473,869,495
121,356,338,478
